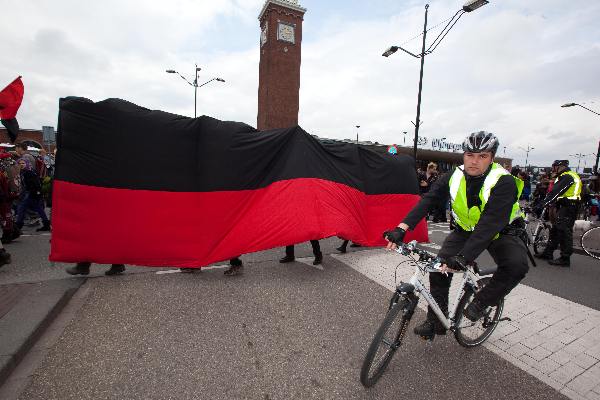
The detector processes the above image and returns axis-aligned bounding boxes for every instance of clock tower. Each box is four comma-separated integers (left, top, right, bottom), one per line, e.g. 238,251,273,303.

257,0,306,130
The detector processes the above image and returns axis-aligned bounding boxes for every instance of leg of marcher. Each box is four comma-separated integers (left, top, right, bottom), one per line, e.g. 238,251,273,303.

476,234,529,308
280,245,295,263
336,240,349,253
66,262,92,275
106,264,126,276
32,198,51,231
224,257,243,276
311,240,322,265
549,205,576,267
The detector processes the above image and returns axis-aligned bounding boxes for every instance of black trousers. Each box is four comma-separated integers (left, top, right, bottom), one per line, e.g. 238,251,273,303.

546,204,577,258
285,240,321,257
425,230,529,321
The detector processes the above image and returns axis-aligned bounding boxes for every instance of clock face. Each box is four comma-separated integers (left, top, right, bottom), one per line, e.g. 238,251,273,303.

277,22,295,44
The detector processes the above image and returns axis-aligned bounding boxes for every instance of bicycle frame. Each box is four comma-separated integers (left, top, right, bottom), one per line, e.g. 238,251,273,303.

395,246,482,331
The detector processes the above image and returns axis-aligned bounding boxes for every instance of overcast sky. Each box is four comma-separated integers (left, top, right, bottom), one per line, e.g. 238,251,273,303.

2,0,599,168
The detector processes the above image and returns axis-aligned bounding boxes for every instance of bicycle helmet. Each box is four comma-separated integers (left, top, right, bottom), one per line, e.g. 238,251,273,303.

462,131,499,154
552,160,569,167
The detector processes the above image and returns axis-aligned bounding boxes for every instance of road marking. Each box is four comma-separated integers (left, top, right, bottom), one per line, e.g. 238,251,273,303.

332,249,600,400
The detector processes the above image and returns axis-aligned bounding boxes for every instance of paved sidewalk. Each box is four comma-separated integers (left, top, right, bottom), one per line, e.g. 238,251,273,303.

333,249,600,400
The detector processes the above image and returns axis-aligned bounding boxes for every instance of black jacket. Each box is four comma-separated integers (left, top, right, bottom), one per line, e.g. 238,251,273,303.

403,165,519,262
22,169,43,199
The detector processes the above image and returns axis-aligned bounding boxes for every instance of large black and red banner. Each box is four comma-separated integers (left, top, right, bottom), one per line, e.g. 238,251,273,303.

50,97,427,267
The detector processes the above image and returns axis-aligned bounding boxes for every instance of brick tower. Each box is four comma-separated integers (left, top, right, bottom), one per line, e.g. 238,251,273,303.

257,0,306,130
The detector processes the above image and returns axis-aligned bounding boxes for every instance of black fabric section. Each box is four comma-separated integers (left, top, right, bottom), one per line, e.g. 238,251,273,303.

1,118,19,143
55,97,418,195
542,170,575,207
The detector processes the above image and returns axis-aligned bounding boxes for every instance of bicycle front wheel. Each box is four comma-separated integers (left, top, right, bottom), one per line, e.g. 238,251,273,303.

581,226,600,260
360,296,412,388
533,224,550,255
454,278,504,348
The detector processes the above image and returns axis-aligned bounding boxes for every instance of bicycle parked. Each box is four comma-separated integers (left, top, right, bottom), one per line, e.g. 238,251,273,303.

523,206,551,255
360,241,508,388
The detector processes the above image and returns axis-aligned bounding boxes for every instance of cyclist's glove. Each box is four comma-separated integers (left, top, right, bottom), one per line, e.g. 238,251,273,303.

446,255,467,271
383,227,406,245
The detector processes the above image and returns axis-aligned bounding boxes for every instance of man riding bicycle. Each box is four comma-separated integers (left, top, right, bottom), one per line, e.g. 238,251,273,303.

384,131,529,338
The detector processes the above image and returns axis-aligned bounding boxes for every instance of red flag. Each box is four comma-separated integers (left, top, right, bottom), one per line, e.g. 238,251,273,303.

0,76,24,143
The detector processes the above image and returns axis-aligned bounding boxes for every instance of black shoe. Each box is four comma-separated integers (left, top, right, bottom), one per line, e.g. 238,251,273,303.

463,299,486,322
335,245,347,253
224,264,243,276
66,263,90,275
349,243,362,248
0,249,11,267
413,320,446,338
36,224,51,232
180,268,200,273
279,255,295,263
105,264,125,276
548,257,570,267
313,253,323,265
534,252,553,260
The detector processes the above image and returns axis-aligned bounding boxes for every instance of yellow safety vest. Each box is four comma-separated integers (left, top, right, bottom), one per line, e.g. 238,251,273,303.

555,170,581,200
449,163,524,232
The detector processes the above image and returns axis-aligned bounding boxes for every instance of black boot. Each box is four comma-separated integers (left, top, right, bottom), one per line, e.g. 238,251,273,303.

313,252,323,265
36,223,51,232
0,249,11,268
279,255,295,263
66,262,90,275
413,319,447,339
336,245,347,253
105,264,125,276
463,298,486,321
224,258,244,276
548,257,570,267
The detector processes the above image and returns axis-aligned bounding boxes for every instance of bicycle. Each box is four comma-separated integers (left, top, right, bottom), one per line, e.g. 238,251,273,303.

360,241,507,388
580,225,600,259
523,206,551,255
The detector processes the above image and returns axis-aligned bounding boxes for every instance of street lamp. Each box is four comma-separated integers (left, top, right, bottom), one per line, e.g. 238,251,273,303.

561,102,600,173
166,64,225,118
382,1,488,165
569,153,592,173
356,125,360,144
518,144,535,170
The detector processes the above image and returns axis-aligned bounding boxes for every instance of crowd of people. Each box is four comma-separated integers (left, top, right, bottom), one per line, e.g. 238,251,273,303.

0,142,55,268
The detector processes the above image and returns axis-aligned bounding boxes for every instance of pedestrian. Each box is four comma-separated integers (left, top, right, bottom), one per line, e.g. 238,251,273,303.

280,240,322,265
384,131,529,339
534,160,581,267
15,158,51,231
336,239,361,253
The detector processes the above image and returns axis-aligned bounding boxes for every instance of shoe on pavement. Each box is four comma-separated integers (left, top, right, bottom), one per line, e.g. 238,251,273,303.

180,268,200,273
105,264,126,276
313,253,323,265
413,320,446,338
350,243,362,248
36,224,51,232
548,257,570,267
279,255,295,263
463,299,486,322
224,264,243,276
66,263,90,275
335,245,347,253
0,249,11,267
534,252,553,260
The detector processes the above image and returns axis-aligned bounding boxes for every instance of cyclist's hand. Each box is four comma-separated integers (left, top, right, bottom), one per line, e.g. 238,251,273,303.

443,255,467,272
383,227,406,249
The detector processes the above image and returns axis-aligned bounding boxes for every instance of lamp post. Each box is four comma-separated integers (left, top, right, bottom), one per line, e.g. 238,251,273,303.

166,64,225,118
561,102,600,173
382,0,488,166
569,153,592,173
518,144,534,170
356,125,361,144
403,131,407,145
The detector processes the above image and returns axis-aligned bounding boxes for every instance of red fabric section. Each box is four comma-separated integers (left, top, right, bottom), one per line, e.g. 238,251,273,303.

0,77,24,119
50,178,428,267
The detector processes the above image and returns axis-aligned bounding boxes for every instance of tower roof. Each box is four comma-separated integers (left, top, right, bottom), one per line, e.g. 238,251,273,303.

258,0,306,21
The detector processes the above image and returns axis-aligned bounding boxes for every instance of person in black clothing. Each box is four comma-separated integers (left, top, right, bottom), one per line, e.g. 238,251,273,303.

384,131,529,339
15,158,51,231
534,160,580,267
280,241,322,265
66,262,126,276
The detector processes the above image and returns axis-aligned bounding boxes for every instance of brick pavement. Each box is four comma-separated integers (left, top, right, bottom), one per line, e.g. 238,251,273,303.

332,249,600,400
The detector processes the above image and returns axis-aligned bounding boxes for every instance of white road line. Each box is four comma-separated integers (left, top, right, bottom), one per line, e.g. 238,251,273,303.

332,249,600,400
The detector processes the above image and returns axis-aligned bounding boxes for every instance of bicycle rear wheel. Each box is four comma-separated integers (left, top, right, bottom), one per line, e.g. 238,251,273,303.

360,296,411,388
581,226,600,260
533,224,550,255
454,278,504,348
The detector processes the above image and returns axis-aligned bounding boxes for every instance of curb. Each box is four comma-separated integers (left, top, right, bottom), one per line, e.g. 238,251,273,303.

0,278,85,386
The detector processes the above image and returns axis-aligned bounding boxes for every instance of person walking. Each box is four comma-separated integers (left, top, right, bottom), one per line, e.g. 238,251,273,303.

384,131,529,338
280,240,322,265
15,158,51,231
534,160,581,267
